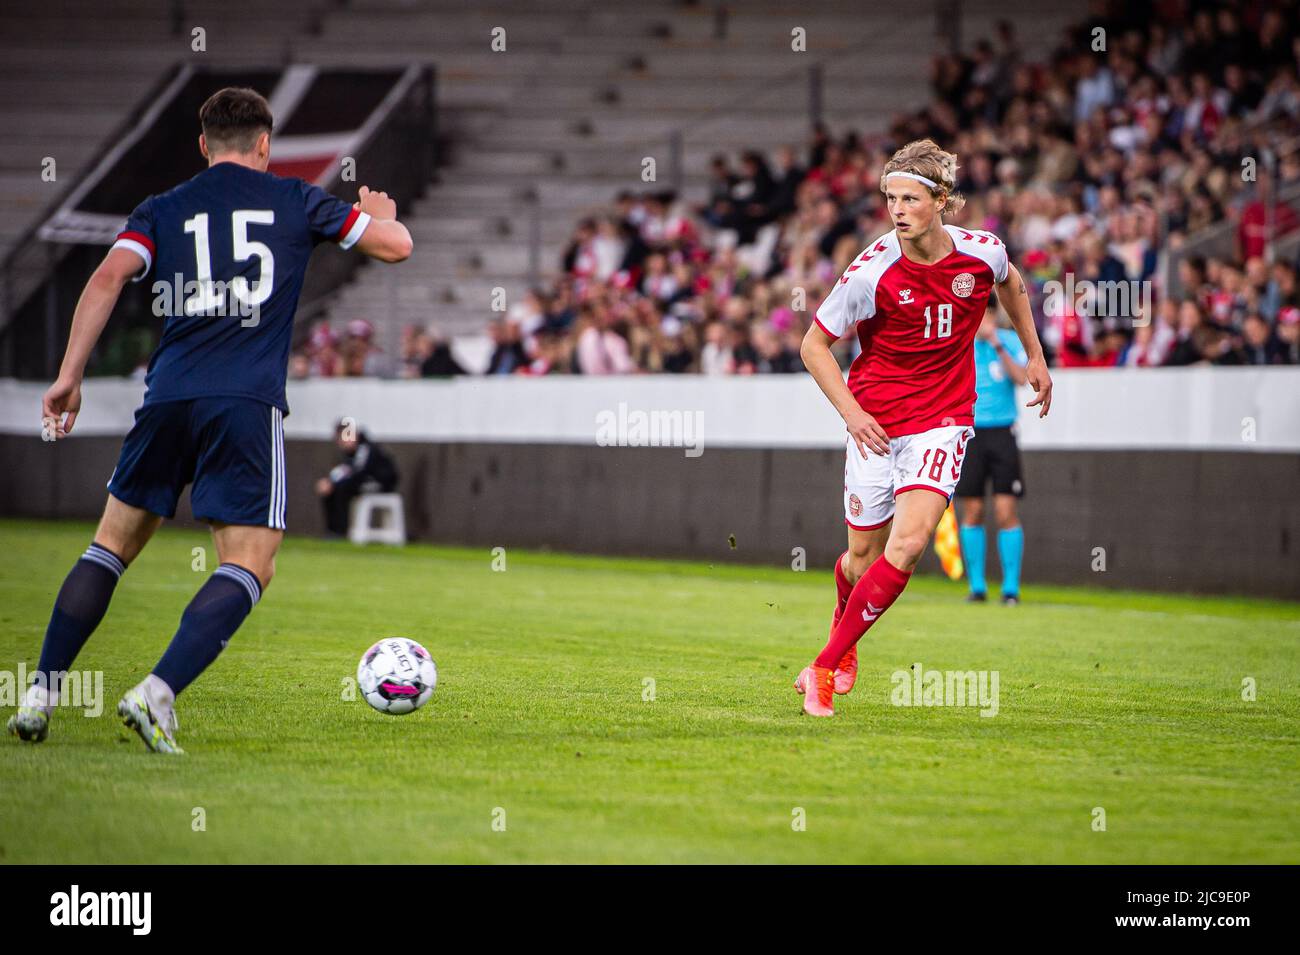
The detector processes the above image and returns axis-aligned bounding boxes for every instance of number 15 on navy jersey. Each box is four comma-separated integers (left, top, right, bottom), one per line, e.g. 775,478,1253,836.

111,162,370,413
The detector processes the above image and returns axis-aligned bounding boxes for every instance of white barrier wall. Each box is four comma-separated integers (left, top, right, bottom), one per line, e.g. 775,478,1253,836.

1,368,1298,451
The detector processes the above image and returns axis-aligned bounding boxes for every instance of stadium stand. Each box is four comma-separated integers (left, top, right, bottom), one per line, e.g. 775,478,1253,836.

0,0,322,263
308,1,1300,375
0,0,1082,376
9,0,1295,377
312,0,1083,360
0,0,334,370
457,0,1300,376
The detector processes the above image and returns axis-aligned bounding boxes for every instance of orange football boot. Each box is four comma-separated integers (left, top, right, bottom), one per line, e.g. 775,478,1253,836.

833,643,858,695
794,664,835,717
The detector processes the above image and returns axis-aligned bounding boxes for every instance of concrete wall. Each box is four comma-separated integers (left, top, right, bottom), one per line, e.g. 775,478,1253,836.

2,434,1297,600
5,369,1300,450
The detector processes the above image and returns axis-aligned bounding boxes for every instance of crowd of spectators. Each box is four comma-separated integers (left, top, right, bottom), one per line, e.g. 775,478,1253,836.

294,1,1300,377
289,318,467,380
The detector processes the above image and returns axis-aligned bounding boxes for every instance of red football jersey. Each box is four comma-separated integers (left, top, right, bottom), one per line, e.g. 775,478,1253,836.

814,225,1010,438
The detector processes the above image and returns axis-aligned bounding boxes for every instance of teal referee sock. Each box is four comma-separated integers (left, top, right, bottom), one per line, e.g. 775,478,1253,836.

959,525,987,596
998,526,1024,597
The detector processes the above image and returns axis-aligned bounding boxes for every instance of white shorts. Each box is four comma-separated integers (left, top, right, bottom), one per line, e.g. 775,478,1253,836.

843,424,975,529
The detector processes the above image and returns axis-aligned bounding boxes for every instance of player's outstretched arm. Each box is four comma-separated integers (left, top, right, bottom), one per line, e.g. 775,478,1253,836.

41,247,141,438
351,185,413,263
996,262,1052,418
800,323,890,457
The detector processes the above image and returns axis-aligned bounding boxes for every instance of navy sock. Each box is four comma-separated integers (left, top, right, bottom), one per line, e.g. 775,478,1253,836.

153,564,262,696
34,542,126,697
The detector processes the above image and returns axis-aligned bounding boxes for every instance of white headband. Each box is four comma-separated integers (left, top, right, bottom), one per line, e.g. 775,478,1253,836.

885,171,943,190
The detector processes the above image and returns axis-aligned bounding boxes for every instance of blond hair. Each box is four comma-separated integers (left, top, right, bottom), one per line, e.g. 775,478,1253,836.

880,139,966,217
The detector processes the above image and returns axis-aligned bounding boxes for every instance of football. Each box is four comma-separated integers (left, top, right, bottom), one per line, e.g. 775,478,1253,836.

356,638,438,715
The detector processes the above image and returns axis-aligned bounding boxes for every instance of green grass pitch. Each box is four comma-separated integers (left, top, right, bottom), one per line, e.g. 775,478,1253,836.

1,518,1297,864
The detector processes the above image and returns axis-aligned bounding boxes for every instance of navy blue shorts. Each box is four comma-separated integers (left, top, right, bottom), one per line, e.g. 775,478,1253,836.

108,397,287,529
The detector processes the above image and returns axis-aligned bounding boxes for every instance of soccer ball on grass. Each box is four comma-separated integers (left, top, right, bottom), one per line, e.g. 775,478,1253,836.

357,638,438,715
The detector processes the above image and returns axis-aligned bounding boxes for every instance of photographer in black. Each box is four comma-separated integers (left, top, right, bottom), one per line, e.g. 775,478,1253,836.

315,419,399,536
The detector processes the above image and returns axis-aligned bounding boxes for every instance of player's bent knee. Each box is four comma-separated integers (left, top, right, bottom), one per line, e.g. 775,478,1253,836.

212,524,281,591
885,535,928,571
848,540,883,579
240,555,275,591
92,530,135,567
225,559,273,592
95,497,161,565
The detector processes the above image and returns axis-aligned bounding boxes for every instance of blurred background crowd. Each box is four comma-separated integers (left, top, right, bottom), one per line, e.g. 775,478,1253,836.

291,2,1300,379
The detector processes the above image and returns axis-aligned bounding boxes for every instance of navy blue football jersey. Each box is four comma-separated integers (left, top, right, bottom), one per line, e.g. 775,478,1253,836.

112,162,370,413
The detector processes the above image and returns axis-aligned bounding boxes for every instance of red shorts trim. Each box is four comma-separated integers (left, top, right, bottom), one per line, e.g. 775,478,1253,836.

894,484,950,502
845,515,892,531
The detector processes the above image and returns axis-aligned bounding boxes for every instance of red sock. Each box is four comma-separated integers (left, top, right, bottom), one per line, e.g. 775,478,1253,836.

832,551,852,627
814,555,911,668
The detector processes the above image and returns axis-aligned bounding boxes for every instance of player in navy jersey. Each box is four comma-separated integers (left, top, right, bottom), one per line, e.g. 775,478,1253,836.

7,88,412,753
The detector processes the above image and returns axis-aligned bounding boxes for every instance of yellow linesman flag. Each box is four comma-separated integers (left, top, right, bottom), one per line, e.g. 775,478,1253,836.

933,503,964,580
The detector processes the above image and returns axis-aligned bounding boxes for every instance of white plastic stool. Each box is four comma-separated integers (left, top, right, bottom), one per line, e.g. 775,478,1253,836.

349,493,406,545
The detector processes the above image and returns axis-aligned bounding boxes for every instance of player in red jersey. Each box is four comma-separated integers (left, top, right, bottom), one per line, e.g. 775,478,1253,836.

794,139,1052,716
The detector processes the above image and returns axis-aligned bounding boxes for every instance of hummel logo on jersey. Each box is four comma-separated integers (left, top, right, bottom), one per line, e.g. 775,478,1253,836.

862,601,885,623
898,288,914,304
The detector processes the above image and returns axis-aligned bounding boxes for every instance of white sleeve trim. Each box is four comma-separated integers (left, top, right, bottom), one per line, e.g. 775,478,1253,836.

111,238,151,282
339,212,372,251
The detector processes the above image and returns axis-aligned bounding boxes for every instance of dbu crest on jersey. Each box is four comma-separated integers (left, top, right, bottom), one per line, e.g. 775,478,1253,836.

952,272,976,298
